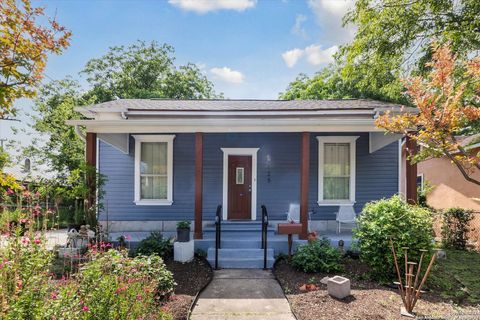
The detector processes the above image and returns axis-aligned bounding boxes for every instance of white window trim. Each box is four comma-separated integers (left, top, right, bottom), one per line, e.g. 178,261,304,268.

317,136,359,206
417,173,424,192
221,148,259,221
133,135,175,206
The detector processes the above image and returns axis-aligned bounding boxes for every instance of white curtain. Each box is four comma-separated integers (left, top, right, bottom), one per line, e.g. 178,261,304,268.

323,143,350,200
140,142,168,199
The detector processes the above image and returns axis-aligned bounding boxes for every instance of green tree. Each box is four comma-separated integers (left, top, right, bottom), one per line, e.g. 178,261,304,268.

281,0,480,104
280,67,360,100
25,78,88,177
340,0,480,102
82,40,220,103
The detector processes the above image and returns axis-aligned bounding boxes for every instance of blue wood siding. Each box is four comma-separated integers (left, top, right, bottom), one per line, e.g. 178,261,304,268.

99,132,398,222
99,134,195,221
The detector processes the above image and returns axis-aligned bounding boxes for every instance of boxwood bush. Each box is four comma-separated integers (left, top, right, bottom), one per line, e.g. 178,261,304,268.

291,237,342,273
136,232,173,258
354,195,434,282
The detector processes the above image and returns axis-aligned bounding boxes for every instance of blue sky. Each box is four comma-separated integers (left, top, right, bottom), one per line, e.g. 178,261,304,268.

31,0,354,99
1,0,355,173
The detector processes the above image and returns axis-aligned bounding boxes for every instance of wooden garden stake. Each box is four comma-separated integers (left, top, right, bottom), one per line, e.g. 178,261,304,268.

390,240,438,317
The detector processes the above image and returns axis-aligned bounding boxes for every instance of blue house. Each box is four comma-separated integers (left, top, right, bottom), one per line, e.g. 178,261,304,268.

70,99,410,268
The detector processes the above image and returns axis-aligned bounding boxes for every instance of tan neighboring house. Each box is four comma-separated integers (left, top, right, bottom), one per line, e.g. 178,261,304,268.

401,135,480,211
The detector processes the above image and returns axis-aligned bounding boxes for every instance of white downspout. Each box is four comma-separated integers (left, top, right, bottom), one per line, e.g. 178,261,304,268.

74,125,86,142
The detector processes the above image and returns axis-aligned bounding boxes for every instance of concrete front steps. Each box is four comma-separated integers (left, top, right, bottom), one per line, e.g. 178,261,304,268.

207,248,275,269
204,221,275,269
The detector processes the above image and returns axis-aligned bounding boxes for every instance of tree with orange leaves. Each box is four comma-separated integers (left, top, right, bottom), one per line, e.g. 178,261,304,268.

0,0,71,119
376,43,480,185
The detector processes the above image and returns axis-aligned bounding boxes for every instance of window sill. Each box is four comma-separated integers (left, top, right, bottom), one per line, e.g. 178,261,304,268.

134,200,173,206
317,201,355,207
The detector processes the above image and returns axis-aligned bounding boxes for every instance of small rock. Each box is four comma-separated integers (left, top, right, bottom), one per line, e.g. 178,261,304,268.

320,276,330,284
299,284,307,292
436,249,447,259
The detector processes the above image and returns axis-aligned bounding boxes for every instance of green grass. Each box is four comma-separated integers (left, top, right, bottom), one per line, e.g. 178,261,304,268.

427,249,480,305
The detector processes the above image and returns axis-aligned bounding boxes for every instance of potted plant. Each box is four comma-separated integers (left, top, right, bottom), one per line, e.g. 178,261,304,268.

176,220,191,242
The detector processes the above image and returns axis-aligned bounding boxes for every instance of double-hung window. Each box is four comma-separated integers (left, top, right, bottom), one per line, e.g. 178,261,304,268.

133,135,175,205
317,136,358,205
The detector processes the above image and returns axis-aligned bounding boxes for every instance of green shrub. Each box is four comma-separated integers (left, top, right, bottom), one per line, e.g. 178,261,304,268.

441,207,473,250
136,232,173,258
291,238,342,273
353,195,434,282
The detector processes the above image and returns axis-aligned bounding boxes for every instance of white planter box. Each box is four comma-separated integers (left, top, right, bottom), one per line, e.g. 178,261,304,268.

327,276,351,299
174,240,194,263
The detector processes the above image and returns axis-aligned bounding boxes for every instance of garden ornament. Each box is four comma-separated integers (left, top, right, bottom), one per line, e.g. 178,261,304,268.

389,239,438,317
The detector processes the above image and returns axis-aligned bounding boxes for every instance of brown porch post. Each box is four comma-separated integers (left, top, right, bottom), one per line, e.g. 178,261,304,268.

85,133,97,218
86,132,97,167
300,132,310,240
405,135,418,204
194,132,204,239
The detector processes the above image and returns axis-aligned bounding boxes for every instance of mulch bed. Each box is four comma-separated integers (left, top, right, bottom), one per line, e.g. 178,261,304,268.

161,256,213,320
273,258,478,320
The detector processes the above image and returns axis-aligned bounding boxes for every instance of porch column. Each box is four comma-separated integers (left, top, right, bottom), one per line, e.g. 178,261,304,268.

194,132,203,239
300,132,310,240
85,132,97,213
405,135,417,204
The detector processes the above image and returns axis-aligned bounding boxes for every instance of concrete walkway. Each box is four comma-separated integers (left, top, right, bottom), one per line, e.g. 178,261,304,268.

191,269,296,320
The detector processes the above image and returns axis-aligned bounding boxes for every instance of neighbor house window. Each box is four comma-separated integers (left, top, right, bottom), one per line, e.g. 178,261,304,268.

317,136,358,205
416,174,424,192
133,135,175,205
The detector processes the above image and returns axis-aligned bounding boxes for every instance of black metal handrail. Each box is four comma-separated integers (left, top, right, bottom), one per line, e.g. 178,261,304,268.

261,205,268,270
214,204,222,270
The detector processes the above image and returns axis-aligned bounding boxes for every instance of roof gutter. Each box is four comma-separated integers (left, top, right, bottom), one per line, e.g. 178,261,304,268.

122,110,377,117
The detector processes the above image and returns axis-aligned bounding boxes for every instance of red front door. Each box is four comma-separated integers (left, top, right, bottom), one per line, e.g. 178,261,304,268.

228,155,252,220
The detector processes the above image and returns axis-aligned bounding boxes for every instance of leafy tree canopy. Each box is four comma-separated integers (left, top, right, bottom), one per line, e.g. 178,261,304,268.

281,0,480,104
0,0,71,119
81,41,220,103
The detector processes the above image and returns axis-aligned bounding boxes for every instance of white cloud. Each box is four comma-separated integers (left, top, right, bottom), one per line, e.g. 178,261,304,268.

210,67,245,84
304,44,338,65
282,48,305,68
307,0,355,43
281,45,338,68
169,0,256,13
291,14,308,39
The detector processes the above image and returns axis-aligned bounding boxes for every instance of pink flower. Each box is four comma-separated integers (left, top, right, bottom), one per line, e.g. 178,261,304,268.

115,286,127,294
34,238,41,245
23,191,31,198
51,292,58,300
6,188,14,196
21,237,30,246
34,191,41,198
82,305,89,312
32,204,42,217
